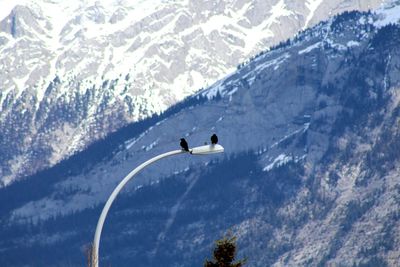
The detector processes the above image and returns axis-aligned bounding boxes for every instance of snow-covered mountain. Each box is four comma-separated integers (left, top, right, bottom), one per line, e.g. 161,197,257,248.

1,2,400,266
0,0,389,185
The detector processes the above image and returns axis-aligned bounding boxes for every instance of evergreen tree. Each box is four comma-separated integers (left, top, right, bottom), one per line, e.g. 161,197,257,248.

204,234,246,267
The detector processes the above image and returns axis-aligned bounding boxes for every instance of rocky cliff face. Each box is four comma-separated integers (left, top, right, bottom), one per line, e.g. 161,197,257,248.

1,3,400,266
0,0,388,185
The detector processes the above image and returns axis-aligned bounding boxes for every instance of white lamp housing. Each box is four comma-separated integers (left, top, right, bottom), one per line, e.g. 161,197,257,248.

190,144,224,155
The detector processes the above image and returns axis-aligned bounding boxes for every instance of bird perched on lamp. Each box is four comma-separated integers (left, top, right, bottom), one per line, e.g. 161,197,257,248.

211,134,218,145
180,138,189,151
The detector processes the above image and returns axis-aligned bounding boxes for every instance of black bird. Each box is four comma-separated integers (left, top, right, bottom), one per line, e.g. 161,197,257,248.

211,134,218,145
180,138,189,151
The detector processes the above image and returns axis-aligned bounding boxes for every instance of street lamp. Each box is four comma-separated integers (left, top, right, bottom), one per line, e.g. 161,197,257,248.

92,144,224,267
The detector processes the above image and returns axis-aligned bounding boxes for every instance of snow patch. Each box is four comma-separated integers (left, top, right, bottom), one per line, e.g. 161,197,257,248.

125,132,146,150
346,40,360,47
271,122,310,149
298,42,322,54
244,0,292,52
263,154,293,171
304,0,323,29
268,0,293,26
374,2,400,28
142,138,159,152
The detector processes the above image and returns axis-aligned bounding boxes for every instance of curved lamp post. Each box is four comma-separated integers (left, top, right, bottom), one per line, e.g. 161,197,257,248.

92,144,224,267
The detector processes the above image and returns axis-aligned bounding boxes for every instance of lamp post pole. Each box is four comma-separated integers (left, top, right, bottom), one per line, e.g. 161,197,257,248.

92,144,224,267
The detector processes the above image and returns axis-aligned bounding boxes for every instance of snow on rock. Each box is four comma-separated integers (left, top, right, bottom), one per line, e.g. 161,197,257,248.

374,0,400,27
304,0,324,29
263,154,294,172
298,42,322,54
346,40,360,47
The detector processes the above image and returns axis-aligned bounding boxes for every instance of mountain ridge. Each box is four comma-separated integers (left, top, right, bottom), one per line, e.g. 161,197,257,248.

0,0,390,185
